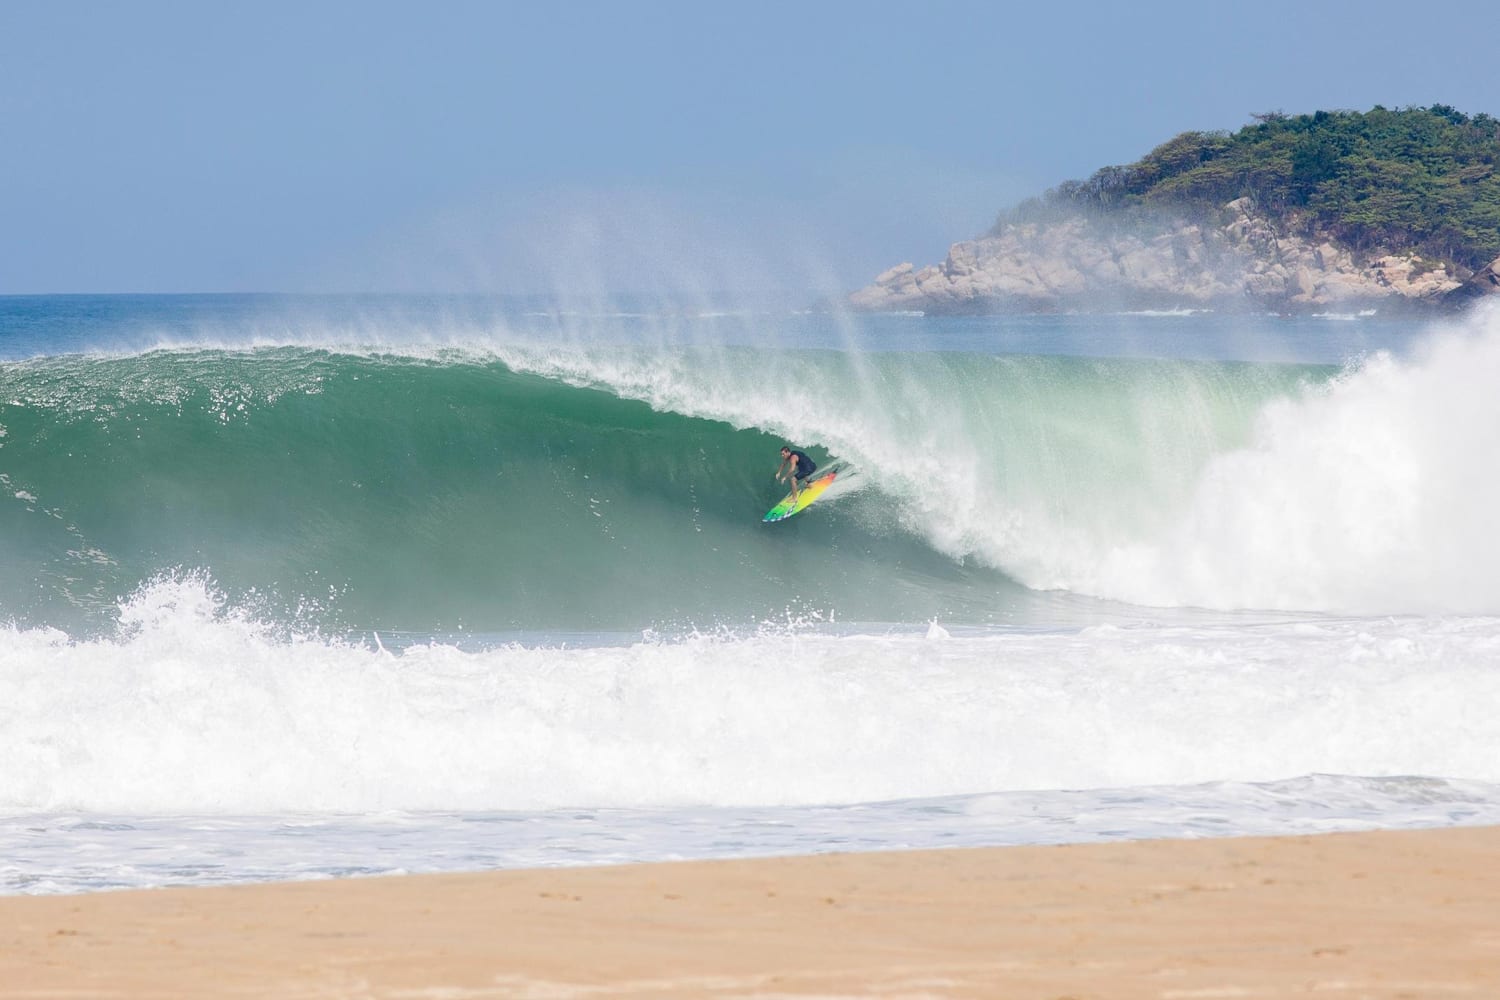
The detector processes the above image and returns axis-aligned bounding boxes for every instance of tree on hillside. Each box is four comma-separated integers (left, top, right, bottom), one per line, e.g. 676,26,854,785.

997,105,1500,271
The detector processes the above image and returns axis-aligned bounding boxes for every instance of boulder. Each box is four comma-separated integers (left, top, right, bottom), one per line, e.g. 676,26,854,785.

1442,254,1500,307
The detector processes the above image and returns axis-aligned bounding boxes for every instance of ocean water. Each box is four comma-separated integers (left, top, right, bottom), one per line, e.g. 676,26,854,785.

3,293,1499,895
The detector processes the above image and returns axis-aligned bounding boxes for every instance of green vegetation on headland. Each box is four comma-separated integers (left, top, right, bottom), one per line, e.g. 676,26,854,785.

1002,105,1500,273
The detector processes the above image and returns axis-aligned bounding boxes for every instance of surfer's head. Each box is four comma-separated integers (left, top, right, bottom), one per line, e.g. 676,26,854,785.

780,446,791,458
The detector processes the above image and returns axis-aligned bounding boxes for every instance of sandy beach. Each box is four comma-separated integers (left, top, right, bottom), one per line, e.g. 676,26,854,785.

3,825,1498,999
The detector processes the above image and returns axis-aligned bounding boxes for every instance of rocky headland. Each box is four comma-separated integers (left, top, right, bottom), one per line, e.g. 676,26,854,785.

851,198,1497,314
851,106,1500,315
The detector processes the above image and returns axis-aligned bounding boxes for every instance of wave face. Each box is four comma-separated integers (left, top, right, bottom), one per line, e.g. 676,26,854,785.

0,347,1021,634
5,303,1500,633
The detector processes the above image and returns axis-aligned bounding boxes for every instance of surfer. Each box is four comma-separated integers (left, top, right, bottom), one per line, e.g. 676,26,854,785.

774,445,818,504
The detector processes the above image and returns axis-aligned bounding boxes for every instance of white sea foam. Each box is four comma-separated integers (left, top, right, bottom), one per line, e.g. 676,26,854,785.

1082,306,1500,612
3,577,1499,816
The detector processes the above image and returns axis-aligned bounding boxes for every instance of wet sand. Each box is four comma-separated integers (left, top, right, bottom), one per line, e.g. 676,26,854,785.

3,825,1498,999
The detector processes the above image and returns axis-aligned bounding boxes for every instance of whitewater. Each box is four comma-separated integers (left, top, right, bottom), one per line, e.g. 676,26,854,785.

3,294,1499,894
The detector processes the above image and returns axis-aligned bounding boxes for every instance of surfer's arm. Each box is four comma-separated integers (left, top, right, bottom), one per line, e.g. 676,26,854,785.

774,456,790,481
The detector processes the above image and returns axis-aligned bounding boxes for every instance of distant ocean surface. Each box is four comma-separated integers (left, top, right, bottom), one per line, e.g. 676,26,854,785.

3,293,1499,894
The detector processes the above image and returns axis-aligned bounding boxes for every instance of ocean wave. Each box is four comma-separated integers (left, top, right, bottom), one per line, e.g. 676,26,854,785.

3,304,1498,627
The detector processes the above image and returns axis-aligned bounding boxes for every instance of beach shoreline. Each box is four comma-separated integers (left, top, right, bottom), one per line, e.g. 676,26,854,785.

4,825,1497,999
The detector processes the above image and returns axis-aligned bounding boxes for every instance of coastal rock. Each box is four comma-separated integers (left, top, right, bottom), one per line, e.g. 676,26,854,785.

849,198,1466,314
1444,253,1500,306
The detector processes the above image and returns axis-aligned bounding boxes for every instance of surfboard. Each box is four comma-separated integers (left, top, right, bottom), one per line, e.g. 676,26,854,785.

763,470,837,523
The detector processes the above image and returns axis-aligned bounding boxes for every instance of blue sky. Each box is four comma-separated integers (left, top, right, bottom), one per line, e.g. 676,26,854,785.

2,1,1494,296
